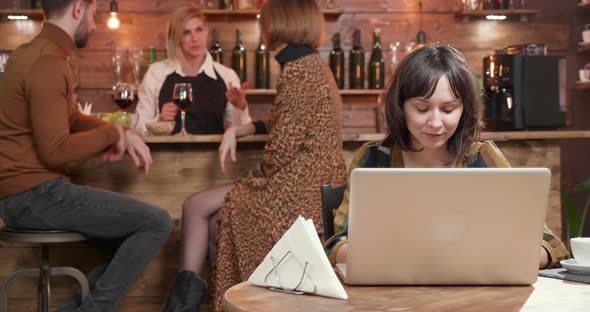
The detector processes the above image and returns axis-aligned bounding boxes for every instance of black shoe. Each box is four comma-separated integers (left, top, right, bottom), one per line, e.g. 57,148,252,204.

162,271,206,312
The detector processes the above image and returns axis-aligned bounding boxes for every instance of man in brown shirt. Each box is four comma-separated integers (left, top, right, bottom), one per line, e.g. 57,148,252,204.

0,1,172,311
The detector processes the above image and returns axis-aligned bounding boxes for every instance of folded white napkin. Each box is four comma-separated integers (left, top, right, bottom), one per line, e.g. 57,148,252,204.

248,215,348,299
77,102,92,115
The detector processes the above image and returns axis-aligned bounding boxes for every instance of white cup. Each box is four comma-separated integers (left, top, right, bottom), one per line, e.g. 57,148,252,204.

579,69,590,82
583,30,590,43
570,237,590,266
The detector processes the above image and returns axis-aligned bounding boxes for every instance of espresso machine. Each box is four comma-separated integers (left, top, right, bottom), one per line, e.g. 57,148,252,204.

483,47,565,130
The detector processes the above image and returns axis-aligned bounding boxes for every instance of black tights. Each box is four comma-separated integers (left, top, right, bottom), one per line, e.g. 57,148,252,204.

179,184,232,274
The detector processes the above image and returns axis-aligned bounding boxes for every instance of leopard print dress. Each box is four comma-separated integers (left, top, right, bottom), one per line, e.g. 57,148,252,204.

211,53,347,311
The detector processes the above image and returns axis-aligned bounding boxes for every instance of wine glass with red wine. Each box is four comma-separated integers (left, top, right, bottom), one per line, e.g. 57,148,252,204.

172,82,193,136
112,83,134,126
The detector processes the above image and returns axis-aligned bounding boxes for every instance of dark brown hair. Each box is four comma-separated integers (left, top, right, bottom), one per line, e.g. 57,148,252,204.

259,0,324,49
382,44,483,160
41,0,93,19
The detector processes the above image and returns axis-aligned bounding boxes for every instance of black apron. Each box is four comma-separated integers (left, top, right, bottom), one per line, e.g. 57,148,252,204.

158,68,228,134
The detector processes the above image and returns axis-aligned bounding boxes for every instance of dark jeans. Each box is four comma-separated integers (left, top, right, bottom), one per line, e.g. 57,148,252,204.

0,177,172,312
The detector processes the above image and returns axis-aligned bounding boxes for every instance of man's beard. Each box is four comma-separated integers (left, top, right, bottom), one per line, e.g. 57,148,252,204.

74,14,90,48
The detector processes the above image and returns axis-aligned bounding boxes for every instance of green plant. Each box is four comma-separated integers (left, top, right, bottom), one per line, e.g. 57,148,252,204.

561,178,590,250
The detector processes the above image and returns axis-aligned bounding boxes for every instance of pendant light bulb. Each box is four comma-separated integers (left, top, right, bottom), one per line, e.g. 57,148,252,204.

107,0,120,29
417,0,426,44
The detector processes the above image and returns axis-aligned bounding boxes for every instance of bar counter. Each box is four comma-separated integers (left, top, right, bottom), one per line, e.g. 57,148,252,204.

141,130,590,143
120,129,588,240
1,131,587,310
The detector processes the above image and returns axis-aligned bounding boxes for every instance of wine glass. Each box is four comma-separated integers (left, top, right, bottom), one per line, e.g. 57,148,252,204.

389,41,400,77
128,48,145,89
173,83,193,136
112,47,127,86
112,83,134,126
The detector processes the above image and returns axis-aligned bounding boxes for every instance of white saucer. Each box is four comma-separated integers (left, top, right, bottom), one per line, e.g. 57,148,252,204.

560,259,590,275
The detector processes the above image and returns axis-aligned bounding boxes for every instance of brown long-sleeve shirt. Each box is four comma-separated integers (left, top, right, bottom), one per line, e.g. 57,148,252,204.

0,23,119,199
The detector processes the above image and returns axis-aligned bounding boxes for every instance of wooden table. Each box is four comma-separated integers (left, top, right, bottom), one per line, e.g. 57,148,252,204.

223,277,590,312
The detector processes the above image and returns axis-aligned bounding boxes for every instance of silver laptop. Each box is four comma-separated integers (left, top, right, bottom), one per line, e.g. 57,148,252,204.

336,168,550,285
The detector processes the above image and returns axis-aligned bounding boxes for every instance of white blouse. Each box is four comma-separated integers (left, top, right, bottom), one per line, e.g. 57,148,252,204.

134,52,252,134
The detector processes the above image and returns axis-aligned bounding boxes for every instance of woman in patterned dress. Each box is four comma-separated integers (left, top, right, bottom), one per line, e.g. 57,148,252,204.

163,0,347,311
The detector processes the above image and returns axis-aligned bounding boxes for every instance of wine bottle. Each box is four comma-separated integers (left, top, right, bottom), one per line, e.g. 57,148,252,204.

255,36,270,89
368,29,385,89
349,29,365,89
210,29,223,64
148,47,157,65
232,29,247,83
329,33,345,89
219,0,232,9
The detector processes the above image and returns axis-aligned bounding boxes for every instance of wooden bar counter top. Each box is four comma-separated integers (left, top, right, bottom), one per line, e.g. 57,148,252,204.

141,130,590,143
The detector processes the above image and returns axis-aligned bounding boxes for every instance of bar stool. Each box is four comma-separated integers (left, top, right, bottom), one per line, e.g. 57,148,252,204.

0,226,90,312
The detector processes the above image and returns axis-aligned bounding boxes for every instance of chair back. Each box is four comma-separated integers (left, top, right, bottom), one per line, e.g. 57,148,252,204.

321,184,346,240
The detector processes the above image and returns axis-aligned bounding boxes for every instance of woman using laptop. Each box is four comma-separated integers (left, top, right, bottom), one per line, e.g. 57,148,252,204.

324,44,569,270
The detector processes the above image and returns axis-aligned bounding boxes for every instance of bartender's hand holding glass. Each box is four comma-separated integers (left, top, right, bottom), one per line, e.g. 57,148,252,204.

226,81,248,110
159,102,179,121
101,125,153,175
173,83,193,136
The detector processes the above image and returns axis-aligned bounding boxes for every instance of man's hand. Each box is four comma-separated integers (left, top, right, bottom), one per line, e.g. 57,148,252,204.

159,102,178,121
218,126,237,174
101,124,126,162
125,129,152,175
226,82,248,110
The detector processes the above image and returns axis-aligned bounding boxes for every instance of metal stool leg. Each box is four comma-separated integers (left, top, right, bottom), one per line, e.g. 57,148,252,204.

39,245,50,312
0,266,90,312
51,267,90,300
0,269,41,312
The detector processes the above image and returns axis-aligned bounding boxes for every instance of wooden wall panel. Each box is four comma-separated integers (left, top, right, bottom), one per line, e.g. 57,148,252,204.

0,0,571,134
0,20,42,50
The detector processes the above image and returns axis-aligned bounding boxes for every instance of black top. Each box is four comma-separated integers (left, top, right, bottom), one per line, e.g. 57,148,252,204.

275,44,318,67
158,69,228,134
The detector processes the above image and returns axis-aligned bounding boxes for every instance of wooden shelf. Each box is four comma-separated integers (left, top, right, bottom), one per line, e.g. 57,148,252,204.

0,9,44,20
578,42,590,53
246,89,383,96
203,9,342,19
204,9,259,16
576,81,590,90
83,87,383,97
455,9,540,22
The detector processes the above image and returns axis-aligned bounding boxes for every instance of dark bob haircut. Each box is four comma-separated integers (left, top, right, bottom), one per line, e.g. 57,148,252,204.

382,44,483,161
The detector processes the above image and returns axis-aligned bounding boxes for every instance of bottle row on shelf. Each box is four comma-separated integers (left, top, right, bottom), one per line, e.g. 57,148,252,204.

0,0,42,9
209,28,393,90
107,27,413,91
460,0,526,11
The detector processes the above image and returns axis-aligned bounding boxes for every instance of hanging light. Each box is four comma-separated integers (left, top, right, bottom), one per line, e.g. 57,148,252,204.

7,15,29,20
107,0,120,29
416,0,426,44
